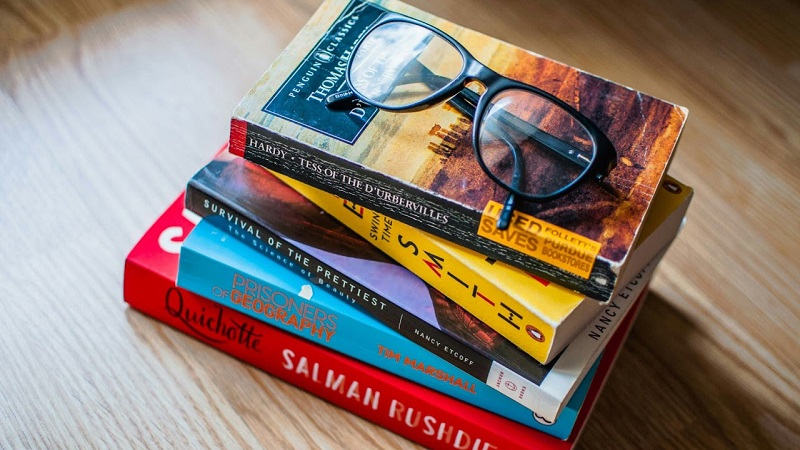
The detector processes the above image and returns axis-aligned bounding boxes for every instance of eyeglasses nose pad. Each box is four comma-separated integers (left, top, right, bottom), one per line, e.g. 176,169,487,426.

496,192,516,230
325,90,358,110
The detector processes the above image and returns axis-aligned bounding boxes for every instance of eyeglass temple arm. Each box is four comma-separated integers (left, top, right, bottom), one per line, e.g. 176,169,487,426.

492,129,524,231
409,62,591,170
451,88,590,170
327,62,590,171
448,89,521,230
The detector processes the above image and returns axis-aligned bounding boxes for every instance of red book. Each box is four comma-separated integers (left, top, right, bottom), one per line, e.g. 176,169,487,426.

123,194,646,450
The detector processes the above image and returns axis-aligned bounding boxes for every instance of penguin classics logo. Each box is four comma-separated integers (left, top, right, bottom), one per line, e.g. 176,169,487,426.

314,51,334,64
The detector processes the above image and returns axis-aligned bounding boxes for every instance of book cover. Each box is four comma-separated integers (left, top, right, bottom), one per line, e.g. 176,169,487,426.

178,211,654,424
229,0,689,302
123,194,642,449
277,171,692,364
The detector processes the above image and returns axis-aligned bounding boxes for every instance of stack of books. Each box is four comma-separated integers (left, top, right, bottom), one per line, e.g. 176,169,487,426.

124,0,692,448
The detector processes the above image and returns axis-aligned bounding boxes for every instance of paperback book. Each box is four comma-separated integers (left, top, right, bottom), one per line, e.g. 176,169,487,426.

229,0,689,302
177,208,655,424
123,194,644,449
275,171,691,364
184,151,655,420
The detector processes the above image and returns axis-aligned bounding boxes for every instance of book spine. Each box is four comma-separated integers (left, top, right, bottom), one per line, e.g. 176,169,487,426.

275,172,564,364
230,119,615,302
176,219,583,436
123,260,571,449
184,183,559,407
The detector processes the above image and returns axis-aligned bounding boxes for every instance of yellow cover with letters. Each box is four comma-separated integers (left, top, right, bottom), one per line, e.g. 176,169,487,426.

276,171,692,363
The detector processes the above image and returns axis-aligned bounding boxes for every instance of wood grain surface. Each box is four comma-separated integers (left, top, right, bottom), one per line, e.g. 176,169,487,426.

1,0,798,448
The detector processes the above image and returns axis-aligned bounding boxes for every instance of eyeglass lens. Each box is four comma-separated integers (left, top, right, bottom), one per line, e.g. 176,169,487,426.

348,21,464,107
478,89,595,197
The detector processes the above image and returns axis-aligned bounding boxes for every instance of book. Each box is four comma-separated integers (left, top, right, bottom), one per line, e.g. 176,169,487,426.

228,0,689,302
276,171,692,364
184,150,656,420
123,194,645,449
177,210,655,425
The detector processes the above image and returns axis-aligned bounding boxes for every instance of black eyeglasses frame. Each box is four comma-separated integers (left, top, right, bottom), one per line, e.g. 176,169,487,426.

343,12,618,225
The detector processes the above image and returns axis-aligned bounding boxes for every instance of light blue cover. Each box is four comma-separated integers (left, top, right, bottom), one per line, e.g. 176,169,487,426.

177,218,600,439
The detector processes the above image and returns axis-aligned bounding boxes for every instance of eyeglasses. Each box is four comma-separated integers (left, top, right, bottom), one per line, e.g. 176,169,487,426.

326,13,617,230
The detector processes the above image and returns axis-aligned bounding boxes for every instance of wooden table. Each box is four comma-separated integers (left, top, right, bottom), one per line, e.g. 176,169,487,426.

2,0,798,448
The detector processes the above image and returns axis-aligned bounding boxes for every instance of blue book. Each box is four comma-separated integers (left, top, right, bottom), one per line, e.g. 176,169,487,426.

177,217,647,438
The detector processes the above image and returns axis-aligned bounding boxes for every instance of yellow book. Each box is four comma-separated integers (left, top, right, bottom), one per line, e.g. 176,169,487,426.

276,172,692,363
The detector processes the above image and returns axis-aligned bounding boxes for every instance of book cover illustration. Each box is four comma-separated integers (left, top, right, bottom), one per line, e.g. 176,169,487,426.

276,171,692,364
178,213,651,429
230,0,688,302
124,194,623,448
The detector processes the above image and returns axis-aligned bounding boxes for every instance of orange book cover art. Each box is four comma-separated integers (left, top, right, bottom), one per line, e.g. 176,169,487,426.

230,0,688,301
